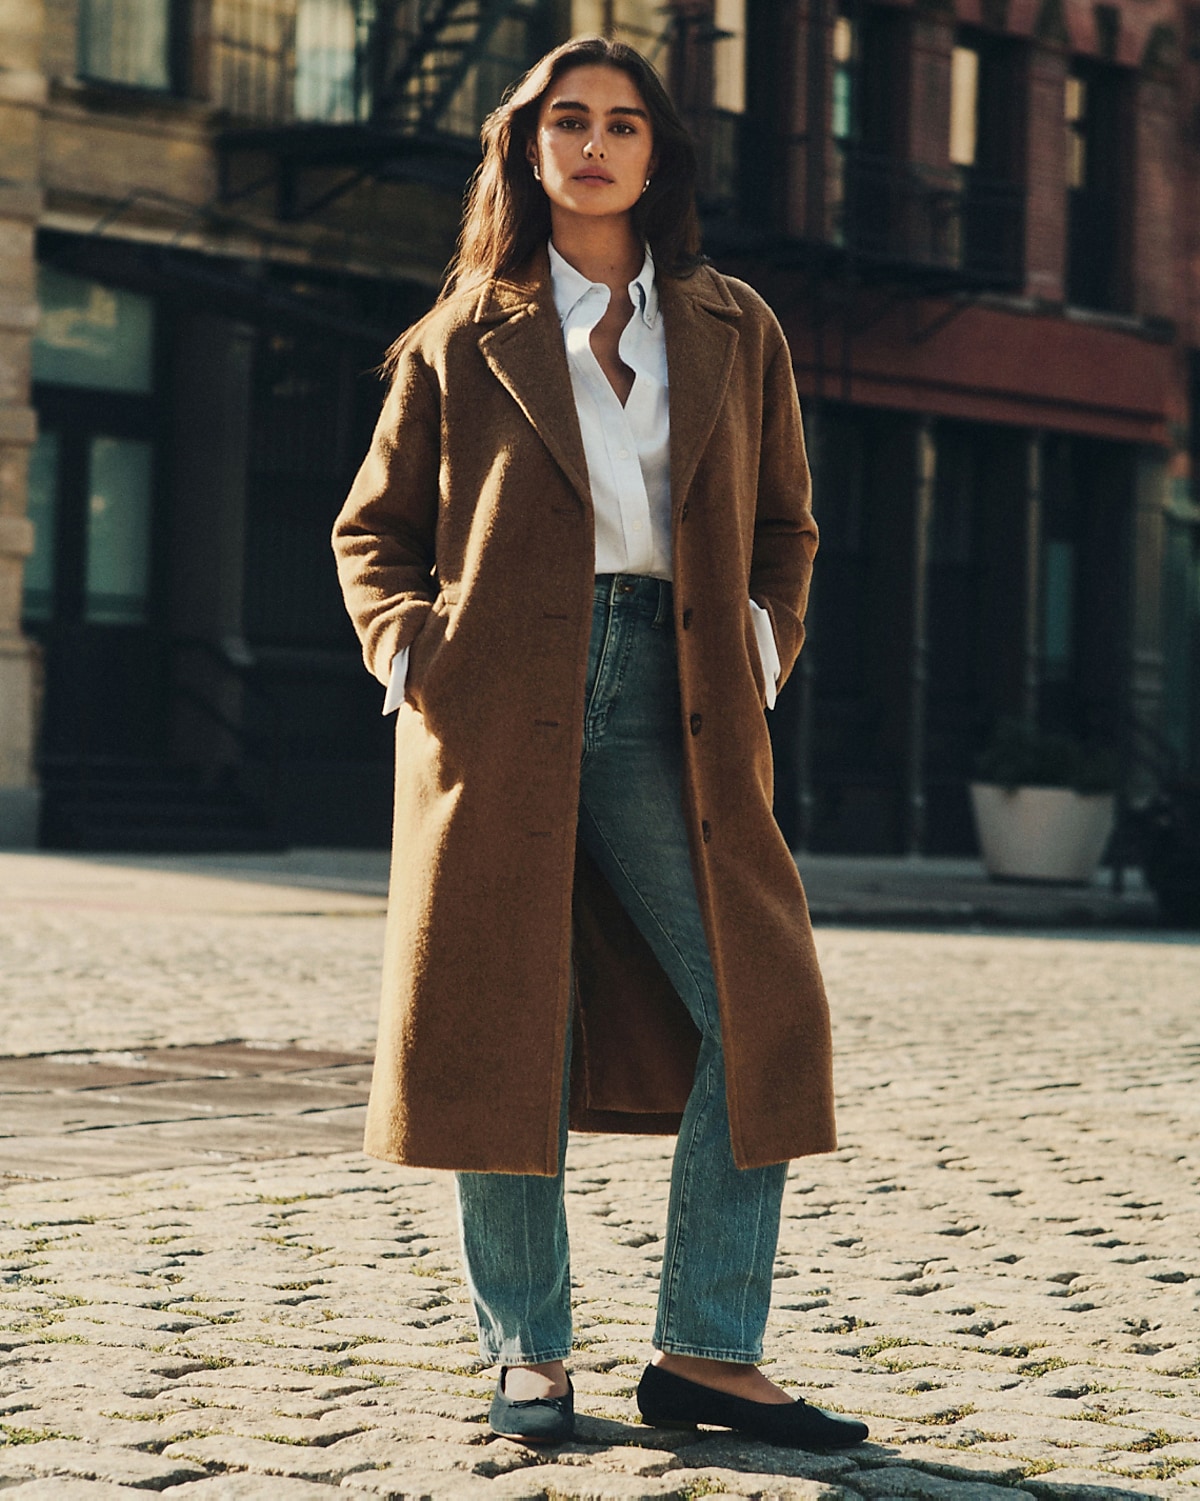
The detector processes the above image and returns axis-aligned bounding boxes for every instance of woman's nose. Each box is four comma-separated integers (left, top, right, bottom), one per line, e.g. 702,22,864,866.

582,133,605,159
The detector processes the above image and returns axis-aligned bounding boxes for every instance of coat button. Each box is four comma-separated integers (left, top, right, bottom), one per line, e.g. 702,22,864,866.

680,502,690,521
701,819,712,843
682,608,693,629
690,713,702,735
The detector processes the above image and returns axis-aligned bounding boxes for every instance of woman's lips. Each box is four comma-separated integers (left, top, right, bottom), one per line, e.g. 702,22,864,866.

574,171,614,183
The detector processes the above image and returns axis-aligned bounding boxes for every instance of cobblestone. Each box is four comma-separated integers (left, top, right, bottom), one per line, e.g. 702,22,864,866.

1,853,1198,1499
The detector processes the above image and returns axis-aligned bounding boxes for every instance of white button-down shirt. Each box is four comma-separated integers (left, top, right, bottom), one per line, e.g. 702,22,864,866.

383,242,780,712
548,239,672,578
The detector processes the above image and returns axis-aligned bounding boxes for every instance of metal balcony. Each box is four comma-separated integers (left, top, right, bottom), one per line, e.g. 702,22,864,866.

210,0,540,216
211,0,535,132
831,148,1026,291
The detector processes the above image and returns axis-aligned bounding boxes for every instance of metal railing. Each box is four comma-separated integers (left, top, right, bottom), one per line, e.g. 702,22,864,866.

169,635,282,823
211,0,379,123
209,0,535,132
832,148,1025,288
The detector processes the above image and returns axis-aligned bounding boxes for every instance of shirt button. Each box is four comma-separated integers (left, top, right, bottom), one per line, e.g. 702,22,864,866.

618,449,629,460
690,713,702,735
682,608,693,629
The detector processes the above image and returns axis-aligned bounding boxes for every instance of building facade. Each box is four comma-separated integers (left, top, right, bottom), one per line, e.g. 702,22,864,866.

0,0,1196,853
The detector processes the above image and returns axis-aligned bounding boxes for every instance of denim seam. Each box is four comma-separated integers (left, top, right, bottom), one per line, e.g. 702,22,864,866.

583,599,637,764
738,1159,769,1354
653,1050,714,1351
479,1344,574,1365
520,1173,534,1349
582,597,616,762
652,1340,766,1362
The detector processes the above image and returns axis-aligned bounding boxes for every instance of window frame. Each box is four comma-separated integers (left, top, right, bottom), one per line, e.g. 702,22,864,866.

1064,55,1135,313
76,0,191,98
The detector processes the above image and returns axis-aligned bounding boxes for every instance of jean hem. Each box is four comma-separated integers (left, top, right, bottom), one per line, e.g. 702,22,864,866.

652,1339,765,1363
481,1347,573,1366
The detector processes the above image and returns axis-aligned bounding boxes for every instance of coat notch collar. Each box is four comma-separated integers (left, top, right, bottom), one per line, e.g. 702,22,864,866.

664,262,744,319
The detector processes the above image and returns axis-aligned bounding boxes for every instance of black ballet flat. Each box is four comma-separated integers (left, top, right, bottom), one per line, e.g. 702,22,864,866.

636,1362,868,1450
489,1367,575,1445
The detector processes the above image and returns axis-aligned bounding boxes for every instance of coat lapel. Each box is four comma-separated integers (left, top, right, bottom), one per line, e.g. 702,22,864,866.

476,252,593,510
475,254,742,520
660,268,742,517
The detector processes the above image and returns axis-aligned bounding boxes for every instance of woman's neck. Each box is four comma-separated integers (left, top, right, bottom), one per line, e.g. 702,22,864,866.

549,210,644,293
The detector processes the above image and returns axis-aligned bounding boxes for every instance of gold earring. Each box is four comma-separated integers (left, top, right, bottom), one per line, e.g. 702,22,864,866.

533,162,541,181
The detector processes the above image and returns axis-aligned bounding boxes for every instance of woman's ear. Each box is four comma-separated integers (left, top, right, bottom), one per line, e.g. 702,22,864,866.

525,135,539,171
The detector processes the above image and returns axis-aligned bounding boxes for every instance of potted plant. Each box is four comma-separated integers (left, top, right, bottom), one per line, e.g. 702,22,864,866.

970,719,1117,884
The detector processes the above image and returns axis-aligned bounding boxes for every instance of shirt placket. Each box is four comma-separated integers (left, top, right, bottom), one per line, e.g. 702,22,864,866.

575,294,654,574
619,310,669,575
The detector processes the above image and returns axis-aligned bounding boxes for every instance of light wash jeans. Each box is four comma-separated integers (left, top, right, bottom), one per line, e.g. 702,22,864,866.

455,574,788,1364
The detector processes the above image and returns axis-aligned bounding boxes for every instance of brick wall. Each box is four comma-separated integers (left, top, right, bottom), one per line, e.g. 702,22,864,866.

1023,39,1068,303
0,0,44,845
1132,66,1178,324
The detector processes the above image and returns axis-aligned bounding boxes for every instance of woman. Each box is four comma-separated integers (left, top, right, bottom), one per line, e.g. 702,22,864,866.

333,34,866,1452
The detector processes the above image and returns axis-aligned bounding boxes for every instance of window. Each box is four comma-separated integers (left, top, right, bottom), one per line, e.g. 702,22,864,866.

23,433,60,624
712,0,746,116
829,4,910,257
1041,537,1076,681
950,44,979,167
1065,74,1087,187
1065,59,1132,311
570,1,666,63
26,267,159,632
952,30,1026,286
85,437,155,625
832,14,854,143
78,0,174,89
439,6,546,138
294,0,374,122
33,267,155,394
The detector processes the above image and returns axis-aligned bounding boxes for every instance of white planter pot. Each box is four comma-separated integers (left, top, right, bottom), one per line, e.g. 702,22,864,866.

969,783,1115,884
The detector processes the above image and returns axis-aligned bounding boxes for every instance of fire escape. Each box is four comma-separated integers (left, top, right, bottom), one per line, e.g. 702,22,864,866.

216,0,545,220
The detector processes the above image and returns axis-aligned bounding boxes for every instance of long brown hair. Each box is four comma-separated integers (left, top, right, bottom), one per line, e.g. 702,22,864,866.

442,34,704,300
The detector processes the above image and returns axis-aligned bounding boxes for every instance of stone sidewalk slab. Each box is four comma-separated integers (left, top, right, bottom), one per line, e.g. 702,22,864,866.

0,848,1165,930
1,852,1198,1497
0,1042,373,1179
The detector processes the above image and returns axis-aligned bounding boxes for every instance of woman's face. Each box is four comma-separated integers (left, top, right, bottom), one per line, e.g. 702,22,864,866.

526,64,657,223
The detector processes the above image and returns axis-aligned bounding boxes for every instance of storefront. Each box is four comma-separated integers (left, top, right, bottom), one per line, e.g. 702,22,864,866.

24,239,425,848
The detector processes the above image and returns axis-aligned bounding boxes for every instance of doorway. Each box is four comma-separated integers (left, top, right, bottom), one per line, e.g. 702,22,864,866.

25,267,167,767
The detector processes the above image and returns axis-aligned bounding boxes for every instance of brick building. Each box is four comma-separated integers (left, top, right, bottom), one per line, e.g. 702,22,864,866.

0,0,1196,853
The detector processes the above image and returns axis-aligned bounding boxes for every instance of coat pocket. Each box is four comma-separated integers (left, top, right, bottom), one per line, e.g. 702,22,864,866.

406,595,451,713
744,605,768,710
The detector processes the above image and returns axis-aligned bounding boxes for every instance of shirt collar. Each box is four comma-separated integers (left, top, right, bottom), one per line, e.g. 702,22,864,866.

547,240,659,330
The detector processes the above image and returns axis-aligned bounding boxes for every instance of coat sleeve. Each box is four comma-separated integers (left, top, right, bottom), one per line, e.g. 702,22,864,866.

748,329,818,692
332,343,442,685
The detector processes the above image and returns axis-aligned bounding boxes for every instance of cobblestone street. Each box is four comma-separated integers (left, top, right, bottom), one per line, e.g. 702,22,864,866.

1,853,1198,1500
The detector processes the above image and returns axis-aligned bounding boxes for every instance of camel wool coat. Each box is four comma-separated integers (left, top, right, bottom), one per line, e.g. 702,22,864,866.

332,246,837,1176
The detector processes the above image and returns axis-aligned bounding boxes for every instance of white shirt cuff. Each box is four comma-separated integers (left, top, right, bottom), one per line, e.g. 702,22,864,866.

748,599,781,710
382,646,410,715
385,613,779,714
